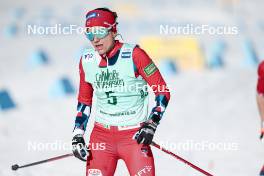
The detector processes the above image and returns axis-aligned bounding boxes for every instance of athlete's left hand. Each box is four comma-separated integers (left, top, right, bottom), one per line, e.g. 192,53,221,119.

260,121,264,140
134,120,158,145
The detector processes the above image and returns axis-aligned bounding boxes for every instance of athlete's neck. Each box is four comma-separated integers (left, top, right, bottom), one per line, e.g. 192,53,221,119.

101,40,122,59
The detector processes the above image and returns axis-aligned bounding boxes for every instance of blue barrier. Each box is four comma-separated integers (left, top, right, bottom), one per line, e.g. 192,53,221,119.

49,77,75,98
11,7,25,20
0,90,16,111
27,49,49,69
3,24,18,38
207,40,226,69
159,59,177,77
40,7,54,20
242,39,259,67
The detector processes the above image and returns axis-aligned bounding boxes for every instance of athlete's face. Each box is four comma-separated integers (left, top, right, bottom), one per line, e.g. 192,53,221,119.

88,27,116,55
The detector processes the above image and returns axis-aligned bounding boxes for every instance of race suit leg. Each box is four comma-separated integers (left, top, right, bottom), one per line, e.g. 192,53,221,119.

117,127,155,176
86,125,118,176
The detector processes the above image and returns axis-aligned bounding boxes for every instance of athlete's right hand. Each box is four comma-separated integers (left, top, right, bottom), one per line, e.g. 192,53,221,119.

134,120,158,145
72,134,89,161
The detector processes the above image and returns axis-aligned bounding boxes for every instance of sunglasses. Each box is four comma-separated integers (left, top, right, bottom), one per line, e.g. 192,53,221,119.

85,27,110,41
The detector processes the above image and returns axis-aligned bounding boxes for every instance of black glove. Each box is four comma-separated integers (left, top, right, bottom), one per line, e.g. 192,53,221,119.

135,121,158,145
260,121,264,140
260,129,264,140
72,134,89,161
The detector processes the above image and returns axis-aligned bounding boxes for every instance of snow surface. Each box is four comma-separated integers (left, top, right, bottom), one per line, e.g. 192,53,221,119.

0,0,263,176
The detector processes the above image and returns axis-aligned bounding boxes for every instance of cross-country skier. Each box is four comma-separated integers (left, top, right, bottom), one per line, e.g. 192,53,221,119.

257,61,264,176
257,61,264,140
71,7,170,176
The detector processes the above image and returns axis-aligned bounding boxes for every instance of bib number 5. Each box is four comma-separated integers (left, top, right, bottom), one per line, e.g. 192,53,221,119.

105,91,117,105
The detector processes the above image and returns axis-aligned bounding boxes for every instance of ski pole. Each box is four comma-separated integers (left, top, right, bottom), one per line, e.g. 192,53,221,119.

151,141,214,176
11,153,73,171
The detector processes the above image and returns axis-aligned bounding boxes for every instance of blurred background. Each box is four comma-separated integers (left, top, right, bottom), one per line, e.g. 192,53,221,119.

0,0,263,175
